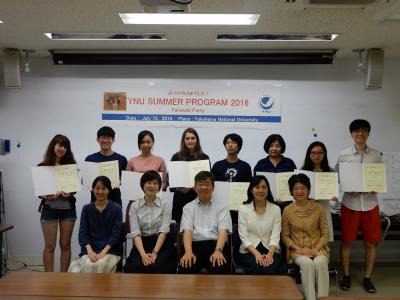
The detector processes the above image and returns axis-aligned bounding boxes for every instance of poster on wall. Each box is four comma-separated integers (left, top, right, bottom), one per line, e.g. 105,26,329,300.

101,79,282,129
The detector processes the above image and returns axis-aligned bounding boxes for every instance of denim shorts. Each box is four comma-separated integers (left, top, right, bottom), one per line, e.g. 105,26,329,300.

40,207,77,223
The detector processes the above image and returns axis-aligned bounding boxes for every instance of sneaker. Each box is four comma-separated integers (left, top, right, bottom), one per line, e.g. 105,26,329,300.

340,275,351,291
363,278,377,293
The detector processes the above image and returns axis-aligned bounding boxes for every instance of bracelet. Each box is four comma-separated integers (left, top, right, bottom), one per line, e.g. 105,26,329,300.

152,250,158,255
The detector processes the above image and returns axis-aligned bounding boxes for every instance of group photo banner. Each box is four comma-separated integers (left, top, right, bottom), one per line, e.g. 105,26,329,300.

101,79,282,129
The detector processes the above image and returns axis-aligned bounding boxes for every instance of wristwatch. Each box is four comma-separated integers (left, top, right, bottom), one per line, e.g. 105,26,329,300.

215,247,223,253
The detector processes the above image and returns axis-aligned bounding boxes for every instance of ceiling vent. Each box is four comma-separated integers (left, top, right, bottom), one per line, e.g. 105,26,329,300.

277,0,379,10
139,0,191,13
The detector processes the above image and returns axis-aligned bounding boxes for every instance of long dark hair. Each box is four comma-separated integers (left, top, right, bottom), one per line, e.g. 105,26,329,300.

243,175,274,206
301,141,331,172
137,130,154,150
178,128,204,160
38,134,76,166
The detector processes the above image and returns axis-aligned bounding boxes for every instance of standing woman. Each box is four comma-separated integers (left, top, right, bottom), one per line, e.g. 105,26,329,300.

69,176,122,273
238,175,286,275
170,128,210,222
282,174,330,300
253,134,296,175
301,141,337,241
124,171,177,273
126,130,168,191
38,134,77,272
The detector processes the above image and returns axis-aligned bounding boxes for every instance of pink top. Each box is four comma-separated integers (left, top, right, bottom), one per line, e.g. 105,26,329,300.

126,155,168,190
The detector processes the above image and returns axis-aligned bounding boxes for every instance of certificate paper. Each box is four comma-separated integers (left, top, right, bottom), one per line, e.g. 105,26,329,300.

82,160,120,189
363,163,387,193
120,171,162,201
256,172,294,201
339,162,387,192
295,170,338,200
168,160,210,188
32,164,81,196
214,181,249,210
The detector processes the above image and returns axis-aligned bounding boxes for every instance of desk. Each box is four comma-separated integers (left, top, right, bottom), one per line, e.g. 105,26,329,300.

0,224,13,278
0,272,303,300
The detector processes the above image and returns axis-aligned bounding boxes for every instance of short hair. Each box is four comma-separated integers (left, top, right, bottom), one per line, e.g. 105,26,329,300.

140,170,162,192
263,134,286,154
349,119,371,133
137,130,154,150
288,174,311,196
223,133,243,153
97,126,115,138
194,171,215,187
243,175,274,205
92,176,112,192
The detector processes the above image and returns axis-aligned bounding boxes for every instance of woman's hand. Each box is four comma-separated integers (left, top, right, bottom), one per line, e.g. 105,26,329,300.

46,192,61,201
60,191,72,198
141,253,153,266
254,252,267,267
87,250,97,263
264,253,274,266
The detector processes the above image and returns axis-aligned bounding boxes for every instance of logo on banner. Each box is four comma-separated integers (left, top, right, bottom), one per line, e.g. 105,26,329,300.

258,96,274,113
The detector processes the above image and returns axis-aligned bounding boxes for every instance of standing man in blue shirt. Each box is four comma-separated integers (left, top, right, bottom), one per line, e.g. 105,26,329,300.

211,133,252,223
85,126,127,206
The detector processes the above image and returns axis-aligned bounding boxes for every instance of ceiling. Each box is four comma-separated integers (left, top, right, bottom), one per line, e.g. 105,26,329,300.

0,0,400,60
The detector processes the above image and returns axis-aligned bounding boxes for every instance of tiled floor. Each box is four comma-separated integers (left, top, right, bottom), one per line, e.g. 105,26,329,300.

324,262,400,298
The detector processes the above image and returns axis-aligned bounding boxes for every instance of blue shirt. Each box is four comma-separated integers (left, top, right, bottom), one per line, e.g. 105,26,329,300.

212,159,252,182
78,201,122,256
85,152,127,205
253,156,296,175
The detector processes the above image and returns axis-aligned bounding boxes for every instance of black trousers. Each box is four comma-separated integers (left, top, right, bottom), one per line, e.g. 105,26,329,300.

124,235,177,274
178,240,229,274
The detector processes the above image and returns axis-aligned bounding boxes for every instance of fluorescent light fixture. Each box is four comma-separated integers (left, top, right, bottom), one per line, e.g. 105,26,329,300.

119,13,259,25
217,33,339,41
0,20,3,23
44,32,166,40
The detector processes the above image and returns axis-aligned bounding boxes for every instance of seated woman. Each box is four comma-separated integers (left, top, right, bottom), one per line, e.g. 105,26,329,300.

124,171,177,273
238,175,286,275
282,174,330,300
68,176,122,273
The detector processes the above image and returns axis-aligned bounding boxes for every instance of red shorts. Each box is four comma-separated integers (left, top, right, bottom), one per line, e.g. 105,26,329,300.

340,204,381,243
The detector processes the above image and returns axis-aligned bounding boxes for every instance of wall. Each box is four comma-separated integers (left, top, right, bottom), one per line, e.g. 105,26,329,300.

0,58,399,262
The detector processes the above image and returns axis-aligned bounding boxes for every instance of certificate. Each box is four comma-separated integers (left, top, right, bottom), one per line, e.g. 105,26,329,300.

339,162,387,192
120,171,162,201
81,160,120,190
294,170,338,200
214,181,249,210
31,164,81,196
256,172,294,201
363,163,387,193
168,160,210,188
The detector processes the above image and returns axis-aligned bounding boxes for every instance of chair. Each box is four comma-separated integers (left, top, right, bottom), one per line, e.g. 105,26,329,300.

231,223,245,274
122,200,179,273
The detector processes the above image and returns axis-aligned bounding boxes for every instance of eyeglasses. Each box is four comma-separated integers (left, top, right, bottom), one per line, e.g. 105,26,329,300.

310,151,324,156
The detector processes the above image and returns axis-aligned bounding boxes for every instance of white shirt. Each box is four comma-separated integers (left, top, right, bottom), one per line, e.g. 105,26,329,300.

180,198,232,241
127,197,171,238
238,202,282,254
336,145,382,211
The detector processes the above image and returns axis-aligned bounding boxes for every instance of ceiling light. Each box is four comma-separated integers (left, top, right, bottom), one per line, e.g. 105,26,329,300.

217,33,339,41
119,13,259,25
44,33,166,40
0,20,4,23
